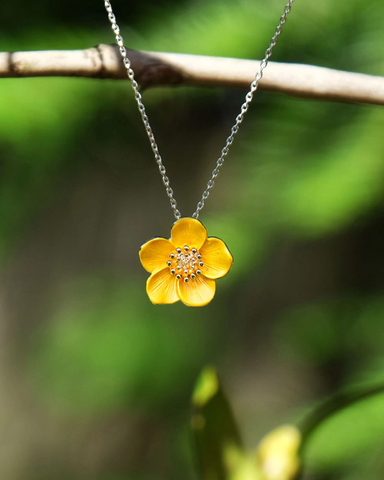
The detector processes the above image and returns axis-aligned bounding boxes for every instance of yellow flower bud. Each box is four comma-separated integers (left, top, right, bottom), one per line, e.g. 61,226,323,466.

255,425,301,480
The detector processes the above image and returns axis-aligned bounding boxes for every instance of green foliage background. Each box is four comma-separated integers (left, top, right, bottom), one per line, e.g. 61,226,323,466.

1,0,384,479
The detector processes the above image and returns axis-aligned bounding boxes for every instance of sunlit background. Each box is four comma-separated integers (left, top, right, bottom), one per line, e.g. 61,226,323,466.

1,0,384,478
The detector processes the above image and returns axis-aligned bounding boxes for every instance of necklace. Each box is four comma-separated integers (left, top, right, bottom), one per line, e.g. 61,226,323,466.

104,0,295,307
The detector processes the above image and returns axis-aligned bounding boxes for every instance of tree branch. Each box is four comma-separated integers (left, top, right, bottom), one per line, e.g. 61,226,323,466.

1,44,384,106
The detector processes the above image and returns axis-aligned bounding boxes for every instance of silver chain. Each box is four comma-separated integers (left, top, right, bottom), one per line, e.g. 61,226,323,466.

192,0,295,218
104,0,295,220
104,0,181,220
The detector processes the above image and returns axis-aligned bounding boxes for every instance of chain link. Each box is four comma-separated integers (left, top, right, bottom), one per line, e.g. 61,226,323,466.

104,0,295,220
192,0,295,218
104,1,181,220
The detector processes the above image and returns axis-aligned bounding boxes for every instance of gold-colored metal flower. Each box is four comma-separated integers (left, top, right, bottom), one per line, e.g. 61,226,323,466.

139,218,233,306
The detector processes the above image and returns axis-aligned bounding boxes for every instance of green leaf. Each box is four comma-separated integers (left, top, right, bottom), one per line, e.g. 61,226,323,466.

191,367,245,480
299,383,384,471
300,383,384,448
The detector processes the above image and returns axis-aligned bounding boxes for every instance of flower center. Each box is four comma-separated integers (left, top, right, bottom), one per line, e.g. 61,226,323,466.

166,245,204,282
178,252,196,270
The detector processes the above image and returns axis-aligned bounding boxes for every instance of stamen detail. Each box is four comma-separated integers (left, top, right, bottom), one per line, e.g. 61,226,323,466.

172,245,205,282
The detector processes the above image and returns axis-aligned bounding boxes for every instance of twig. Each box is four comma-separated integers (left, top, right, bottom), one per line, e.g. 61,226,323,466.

1,44,384,106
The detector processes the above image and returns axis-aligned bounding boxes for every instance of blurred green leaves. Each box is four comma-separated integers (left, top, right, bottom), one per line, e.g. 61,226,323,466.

273,295,384,477
0,78,96,150
235,101,384,240
0,76,102,257
28,277,211,414
302,389,384,475
191,367,245,480
279,109,384,236
191,367,302,480
191,367,384,480
274,296,384,366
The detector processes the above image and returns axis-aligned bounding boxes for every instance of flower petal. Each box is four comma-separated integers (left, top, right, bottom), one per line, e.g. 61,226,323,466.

146,268,179,304
177,275,216,307
256,425,301,480
139,238,174,273
200,237,233,279
171,218,207,250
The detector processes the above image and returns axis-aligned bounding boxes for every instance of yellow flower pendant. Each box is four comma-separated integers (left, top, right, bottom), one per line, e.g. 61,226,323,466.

139,218,233,307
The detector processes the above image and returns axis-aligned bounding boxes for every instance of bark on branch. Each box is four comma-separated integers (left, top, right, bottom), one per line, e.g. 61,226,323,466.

1,44,384,106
